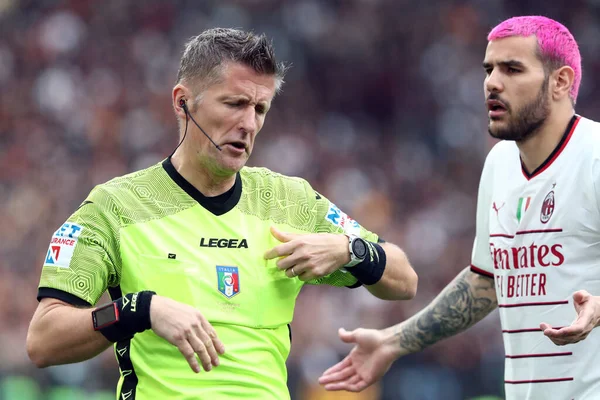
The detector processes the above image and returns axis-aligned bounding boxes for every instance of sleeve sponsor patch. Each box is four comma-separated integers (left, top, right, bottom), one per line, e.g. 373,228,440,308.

325,202,361,235
44,222,83,268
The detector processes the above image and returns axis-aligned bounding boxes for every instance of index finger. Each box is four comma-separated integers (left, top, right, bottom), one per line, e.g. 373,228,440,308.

324,376,367,392
320,357,352,377
318,365,354,385
264,241,296,260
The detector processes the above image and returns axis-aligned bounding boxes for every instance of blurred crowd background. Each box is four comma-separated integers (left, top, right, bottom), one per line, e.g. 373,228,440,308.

2,0,600,399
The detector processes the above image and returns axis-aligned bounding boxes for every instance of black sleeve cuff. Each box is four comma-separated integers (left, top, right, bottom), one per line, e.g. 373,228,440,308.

346,281,363,289
377,237,386,243
37,287,92,307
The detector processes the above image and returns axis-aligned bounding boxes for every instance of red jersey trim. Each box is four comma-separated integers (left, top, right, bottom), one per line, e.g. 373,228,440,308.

470,264,494,278
521,115,580,180
502,327,565,334
505,351,572,359
498,300,568,308
505,377,573,384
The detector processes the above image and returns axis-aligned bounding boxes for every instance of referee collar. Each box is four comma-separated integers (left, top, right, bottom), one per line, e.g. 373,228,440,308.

162,157,242,216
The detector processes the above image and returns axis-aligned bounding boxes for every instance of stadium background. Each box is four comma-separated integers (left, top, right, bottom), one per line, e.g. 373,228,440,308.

2,0,600,399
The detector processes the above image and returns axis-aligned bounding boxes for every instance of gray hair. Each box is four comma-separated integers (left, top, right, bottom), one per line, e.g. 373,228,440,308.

176,28,288,95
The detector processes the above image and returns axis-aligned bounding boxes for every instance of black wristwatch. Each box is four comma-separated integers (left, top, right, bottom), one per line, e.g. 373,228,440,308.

92,302,120,331
345,234,368,267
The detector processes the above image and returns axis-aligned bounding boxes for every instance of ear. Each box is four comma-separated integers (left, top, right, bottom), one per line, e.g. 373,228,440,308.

172,84,190,119
551,66,575,101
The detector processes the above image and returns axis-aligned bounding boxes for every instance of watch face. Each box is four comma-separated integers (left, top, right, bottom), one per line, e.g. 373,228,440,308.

352,238,368,259
93,303,118,330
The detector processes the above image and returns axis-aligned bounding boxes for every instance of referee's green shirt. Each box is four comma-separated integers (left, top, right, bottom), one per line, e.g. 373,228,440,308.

37,158,378,400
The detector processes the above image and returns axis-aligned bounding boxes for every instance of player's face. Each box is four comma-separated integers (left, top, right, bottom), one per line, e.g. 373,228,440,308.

192,62,276,175
483,36,551,142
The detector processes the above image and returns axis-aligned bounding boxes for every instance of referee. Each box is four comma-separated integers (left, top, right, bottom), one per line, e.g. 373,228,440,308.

26,28,417,400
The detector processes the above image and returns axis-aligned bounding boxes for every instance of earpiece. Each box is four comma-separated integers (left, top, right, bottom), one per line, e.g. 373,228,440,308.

173,97,222,152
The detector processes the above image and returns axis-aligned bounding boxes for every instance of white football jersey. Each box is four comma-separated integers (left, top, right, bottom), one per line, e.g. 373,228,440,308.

471,115,600,400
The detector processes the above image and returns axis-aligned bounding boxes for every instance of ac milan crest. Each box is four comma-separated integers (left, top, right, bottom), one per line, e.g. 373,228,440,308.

540,191,555,224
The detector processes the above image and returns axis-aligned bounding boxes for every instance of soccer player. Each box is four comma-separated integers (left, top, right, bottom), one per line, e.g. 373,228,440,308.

25,28,418,400
319,16,600,399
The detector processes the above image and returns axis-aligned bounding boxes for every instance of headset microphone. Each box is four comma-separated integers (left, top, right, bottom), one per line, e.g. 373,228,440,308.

178,99,222,151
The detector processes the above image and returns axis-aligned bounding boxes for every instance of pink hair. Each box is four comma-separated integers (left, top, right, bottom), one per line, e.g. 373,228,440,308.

488,16,581,102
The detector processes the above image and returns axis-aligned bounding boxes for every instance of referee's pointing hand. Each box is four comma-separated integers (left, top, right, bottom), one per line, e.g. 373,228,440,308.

264,226,351,281
150,296,225,373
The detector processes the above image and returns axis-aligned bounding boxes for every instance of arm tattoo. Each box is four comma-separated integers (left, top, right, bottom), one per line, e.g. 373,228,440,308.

395,267,497,353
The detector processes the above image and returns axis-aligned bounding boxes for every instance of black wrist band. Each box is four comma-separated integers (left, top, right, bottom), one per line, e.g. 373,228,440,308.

93,291,155,343
347,242,386,285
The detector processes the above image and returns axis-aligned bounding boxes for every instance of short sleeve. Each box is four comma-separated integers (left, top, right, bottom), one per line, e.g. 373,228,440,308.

37,187,121,306
311,190,379,242
301,182,377,287
470,152,495,279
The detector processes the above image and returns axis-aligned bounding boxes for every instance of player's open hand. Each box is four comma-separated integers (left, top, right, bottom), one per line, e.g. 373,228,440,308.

150,295,225,373
318,327,398,392
540,290,600,346
264,226,349,281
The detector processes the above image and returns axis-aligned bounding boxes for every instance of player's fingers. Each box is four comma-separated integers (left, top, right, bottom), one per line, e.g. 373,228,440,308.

339,328,360,344
323,381,354,391
571,306,595,331
540,327,566,344
345,374,367,393
187,330,212,371
178,340,201,373
320,356,352,377
542,326,564,336
347,381,370,393
573,290,589,304
552,325,590,342
550,325,584,338
318,366,355,384
542,323,576,337
554,339,572,346
193,324,220,367
323,375,366,392
540,322,552,332
560,327,583,338
546,335,571,346
544,330,572,342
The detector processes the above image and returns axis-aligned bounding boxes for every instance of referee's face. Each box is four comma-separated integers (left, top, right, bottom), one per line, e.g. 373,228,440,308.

192,62,277,175
483,35,551,142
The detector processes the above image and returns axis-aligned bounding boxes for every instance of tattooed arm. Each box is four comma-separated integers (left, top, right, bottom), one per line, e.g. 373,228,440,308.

395,266,497,353
318,267,497,392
